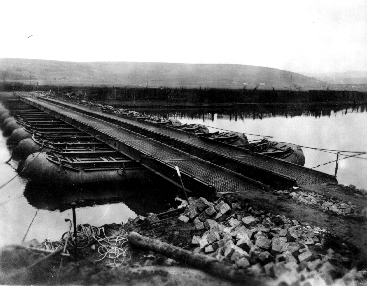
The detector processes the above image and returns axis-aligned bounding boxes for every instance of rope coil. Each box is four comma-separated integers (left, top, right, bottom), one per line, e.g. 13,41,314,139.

37,224,131,267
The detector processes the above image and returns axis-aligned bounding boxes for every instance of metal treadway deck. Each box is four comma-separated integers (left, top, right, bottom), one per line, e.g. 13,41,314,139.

21,96,269,196
36,96,337,187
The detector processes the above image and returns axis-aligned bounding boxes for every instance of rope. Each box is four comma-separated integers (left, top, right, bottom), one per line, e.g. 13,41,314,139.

311,152,366,169
0,174,19,190
76,224,131,267
22,210,38,243
275,141,367,155
2,156,13,164
38,224,131,267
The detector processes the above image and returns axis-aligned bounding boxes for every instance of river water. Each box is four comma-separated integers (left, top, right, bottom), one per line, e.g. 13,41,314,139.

1,102,367,248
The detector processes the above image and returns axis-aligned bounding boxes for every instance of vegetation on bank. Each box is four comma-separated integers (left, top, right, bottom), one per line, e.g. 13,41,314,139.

1,82,367,106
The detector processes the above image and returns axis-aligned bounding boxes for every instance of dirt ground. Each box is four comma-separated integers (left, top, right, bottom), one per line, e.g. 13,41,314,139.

1,186,367,285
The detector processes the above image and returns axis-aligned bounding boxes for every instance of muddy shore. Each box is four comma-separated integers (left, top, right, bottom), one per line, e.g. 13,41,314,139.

1,186,367,285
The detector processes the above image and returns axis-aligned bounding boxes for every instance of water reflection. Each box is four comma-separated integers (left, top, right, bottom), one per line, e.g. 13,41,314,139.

137,103,367,121
24,179,177,214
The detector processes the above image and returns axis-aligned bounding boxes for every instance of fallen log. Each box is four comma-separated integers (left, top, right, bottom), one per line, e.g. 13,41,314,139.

128,231,263,284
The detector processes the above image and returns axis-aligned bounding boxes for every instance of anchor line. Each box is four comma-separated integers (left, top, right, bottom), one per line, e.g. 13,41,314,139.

0,174,18,189
275,141,367,155
311,152,366,169
22,210,39,243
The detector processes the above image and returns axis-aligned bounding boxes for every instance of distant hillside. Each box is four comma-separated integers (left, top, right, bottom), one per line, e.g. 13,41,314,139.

311,71,367,84
0,58,325,89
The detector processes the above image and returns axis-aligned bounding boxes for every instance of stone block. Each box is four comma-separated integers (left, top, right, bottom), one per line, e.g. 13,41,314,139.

284,261,298,270
188,204,199,219
193,247,201,254
224,246,235,259
223,240,235,258
247,263,263,275
214,200,225,212
279,228,288,237
298,250,313,262
286,242,300,254
234,226,255,240
195,221,205,230
236,236,253,252
205,205,216,217
242,216,257,226
211,249,225,262
230,250,243,263
204,219,219,231
188,197,196,205
222,226,233,235
214,212,223,220
191,235,201,245
258,225,271,233
271,237,288,253
198,211,209,222
219,202,231,214
178,215,190,223
236,257,250,268
304,237,314,245
198,236,209,249
223,239,234,248
212,240,222,251
229,217,241,227
276,251,297,264
206,231,220,244
193,217,201,224
221,233,233,242
255,236,272,250
258,251,273,264
249,245,262,260
209,219,220,228
287,228,298,242
204,245,215,253
307,258,321,271
196,197,212,212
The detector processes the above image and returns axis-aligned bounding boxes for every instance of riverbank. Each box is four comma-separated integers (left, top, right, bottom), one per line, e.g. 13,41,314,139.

1,186,367,285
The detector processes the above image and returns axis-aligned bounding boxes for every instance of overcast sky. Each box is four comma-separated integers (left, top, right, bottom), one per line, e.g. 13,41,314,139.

1,0,366,74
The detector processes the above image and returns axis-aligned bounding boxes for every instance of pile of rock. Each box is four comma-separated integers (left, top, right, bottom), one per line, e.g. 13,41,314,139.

287,190,356,216
177,196,354,283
